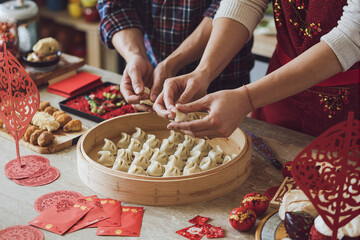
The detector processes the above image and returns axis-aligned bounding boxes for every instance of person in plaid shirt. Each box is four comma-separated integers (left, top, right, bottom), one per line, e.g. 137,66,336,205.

97,0,254,111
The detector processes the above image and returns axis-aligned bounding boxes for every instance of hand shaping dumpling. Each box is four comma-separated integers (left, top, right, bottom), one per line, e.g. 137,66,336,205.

112,157,130,172
128,138,142,153
132,152,150,169
199,156,217,171
174,143,190,161
182,135,197,149
117,132,131,149
163,165,181,177
183,162,202,176
132,127,147,144
174,109,187,122
191,139,212,155
167,155,185,170
116,148,133,165
127,165,146,175
102,138,118,155
146,161,165,177
167,130,184,145
160,139,176,156
208,145,225,164
145,134,161,149
140,143,154,159
149,148,168,165
97,150,115,167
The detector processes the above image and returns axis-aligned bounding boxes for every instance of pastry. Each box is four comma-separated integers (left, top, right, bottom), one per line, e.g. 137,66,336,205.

63,119,82,132
55,114,72,127
24,125,39,142
31,111,60,132
38,101,50,111
53,110,66,119
37,131,54,147
30,129,44,145
44,106,59,115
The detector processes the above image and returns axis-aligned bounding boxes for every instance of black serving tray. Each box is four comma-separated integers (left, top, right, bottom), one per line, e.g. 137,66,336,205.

59,82,125,123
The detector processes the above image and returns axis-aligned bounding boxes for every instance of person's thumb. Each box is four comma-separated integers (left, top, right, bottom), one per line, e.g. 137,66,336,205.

177,86,198,105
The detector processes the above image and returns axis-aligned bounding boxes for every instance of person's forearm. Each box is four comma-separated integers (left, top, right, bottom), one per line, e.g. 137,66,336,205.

163,17,213,76
111,28,147,62
248,41,343,109
195,18,250,84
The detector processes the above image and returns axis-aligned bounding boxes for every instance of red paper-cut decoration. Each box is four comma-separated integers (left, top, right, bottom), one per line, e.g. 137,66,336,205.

291,112,360,240
0,44,39,166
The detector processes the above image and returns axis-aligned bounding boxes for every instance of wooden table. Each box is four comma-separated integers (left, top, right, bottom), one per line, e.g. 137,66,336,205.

0,65,314,239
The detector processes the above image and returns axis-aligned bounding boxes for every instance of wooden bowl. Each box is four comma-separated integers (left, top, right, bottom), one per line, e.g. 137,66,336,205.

77,112,252,206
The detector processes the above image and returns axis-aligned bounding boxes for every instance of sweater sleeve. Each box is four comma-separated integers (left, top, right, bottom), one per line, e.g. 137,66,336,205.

320,0,360,71
213,0,269,38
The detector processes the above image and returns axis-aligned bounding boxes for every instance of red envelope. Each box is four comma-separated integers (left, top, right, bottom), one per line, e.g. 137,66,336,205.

96,206,144,236
176,225,205,240
28,198,92,235
203,224,225,239
88,198,122,227
189,215,210,226
66,196,110,233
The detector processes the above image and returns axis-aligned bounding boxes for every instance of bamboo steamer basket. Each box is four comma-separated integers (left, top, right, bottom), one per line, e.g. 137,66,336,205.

77,112,252,206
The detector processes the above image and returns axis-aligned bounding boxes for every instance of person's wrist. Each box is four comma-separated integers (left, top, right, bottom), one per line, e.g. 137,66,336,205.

194,66,214,86
237,86,255,114
162,56,180,77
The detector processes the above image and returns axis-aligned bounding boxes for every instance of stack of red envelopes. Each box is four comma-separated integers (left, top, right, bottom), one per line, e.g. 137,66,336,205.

29,190,144,237
176,215,225,239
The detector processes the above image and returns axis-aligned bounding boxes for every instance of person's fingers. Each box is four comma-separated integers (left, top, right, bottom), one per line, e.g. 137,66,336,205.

177,83,199,104
153,93,174,119
162,79,179,113
120,73,143,103
150,69,166,102
176,96,209,113
127,65,145,95
131,104,153,112
167,117,211,133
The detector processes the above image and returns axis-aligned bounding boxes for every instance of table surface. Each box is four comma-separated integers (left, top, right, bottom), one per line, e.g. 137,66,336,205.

0,65,314,240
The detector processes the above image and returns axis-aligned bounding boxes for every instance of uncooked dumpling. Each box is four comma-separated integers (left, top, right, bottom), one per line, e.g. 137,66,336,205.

199,157,217,171
167,130,184,145
208,145,225,164
174,143,190,161
128,138,142,152
160,139,176,155
149,148,168,165
102,138,118,155
182,135,197,149
112,157,130,172
132,152,150,169
222,155,232,165
163,165,181,177
173,109,187,122
97,150,115,167
191,139,212,155
116,148,133,165
145,134,161,148
117,132,131,149
127,165,146,175
140,143,154,159
146,161,165,177
132,127,147,144
183,162,202,176
167,155,185,170
186,150,203,165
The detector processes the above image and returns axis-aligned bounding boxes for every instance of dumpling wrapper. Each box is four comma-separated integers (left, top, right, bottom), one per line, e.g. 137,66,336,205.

128,138,142,153
208,145,225,164
183,162,202,176
140,143,154,159
183,135,197,149
168,130,184,145
116,148,133,165
128,164,146,175
167,155,185,171
146,161,165,177
149,148,168,165
132,152,150,169
102,138,118,155
163,165,181,177
186,150,203,165
199,157,217,171
97,150,115,167
145,134,161,149
222,155,232,165
191,139,212,155
160,139,176,156
117,132,131,149
132,127,147,144
112,157,130,172
174,143,190,161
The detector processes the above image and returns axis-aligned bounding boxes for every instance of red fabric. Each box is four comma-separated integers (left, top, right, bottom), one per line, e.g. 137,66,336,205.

252,0,360,137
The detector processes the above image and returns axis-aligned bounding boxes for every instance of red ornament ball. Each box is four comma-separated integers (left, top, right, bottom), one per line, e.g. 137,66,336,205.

229,206,256,231
241,193,269,216
281,161,293,178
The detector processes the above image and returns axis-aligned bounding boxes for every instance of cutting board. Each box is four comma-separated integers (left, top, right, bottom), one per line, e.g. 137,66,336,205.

0,126,88,154
24,53,85,87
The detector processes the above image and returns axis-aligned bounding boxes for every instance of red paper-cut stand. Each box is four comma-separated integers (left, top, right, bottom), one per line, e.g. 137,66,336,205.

0,44,40,168
291,112,360,239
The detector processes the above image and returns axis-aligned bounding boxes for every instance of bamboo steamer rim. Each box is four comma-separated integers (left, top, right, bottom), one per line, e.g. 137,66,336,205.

79,112,249,182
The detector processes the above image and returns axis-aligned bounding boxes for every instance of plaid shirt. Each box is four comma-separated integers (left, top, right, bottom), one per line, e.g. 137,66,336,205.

98,0,254,92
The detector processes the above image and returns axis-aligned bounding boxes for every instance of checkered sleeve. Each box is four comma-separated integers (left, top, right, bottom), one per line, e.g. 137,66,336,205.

203,0,221,18
97,0,144,49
